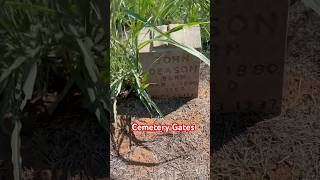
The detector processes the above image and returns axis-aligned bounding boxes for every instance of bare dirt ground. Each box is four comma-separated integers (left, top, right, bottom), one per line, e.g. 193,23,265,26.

111,62,210,180
212,2,320,180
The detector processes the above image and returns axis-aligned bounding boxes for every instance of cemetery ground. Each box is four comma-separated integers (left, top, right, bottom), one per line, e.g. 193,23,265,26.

212,2,320,180
111,2,320,179
111,62,210,179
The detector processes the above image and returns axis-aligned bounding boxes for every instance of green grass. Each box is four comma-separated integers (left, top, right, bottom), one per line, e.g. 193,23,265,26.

110,0,210,124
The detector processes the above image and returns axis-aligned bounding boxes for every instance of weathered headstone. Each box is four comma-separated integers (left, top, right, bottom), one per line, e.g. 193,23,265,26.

212,0,289,114
139,24,202,98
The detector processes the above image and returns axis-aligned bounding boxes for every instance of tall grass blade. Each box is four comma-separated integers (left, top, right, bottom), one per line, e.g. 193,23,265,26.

11,118,22,180
127,11,210,65
20,60,37,110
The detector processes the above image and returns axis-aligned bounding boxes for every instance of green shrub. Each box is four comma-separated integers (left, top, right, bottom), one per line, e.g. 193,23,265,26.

0,0,108,178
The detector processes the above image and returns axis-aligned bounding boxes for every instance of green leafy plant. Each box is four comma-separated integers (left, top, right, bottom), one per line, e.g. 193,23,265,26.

303,0,320,15
0,0,108,178
110,0,210,127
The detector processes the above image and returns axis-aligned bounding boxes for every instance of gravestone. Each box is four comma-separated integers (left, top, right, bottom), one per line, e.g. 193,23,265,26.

212,0,289,114
139,24,202,98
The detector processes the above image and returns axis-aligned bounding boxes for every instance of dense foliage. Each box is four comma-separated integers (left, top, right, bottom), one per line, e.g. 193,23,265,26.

0,0,108,178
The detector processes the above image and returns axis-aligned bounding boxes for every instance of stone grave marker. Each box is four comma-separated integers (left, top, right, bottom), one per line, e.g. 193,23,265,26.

212,0,289,114
139,24,202,98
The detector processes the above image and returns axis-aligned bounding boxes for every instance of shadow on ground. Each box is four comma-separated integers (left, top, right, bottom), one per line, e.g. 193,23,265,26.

112,115,183,168
211,113,279,153
117,96,193,117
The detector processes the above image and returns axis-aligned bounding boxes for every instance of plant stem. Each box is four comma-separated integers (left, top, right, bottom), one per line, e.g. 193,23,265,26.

11,118,22,180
